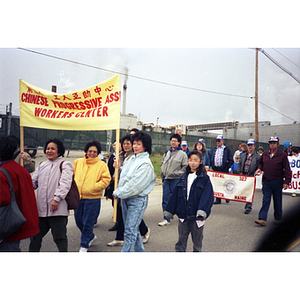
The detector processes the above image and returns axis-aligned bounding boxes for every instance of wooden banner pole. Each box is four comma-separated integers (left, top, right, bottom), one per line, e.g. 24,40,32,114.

113,128,120,223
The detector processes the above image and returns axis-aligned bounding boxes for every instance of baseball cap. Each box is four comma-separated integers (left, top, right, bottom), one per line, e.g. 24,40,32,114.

269,136,279,143
247,139,255,145
216,135,224,140
181,141,187,146
198,139,206,144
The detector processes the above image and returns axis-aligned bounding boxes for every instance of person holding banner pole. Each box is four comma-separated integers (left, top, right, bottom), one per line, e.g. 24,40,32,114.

210,135,234,204
113,131,156,252
108,134,150,247
237,139,260,214
254,136,291,227
73,140,111,252
29,138,73,252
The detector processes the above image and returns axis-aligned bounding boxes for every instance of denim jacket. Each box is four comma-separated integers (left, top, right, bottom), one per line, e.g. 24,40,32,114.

164,171,214,221
113,152,156,200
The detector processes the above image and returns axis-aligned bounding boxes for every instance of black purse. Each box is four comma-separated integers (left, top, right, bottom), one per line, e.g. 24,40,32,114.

0,168,27,240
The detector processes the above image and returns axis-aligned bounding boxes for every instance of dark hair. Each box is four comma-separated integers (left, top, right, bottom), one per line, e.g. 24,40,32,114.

186,150,205,175
8,135,20,146
192,141,207,154
291,146,299,154
170,133,181,143
0,135,18,161
131,131,152,154
84,140,102,154
121,134,133,151
130,128,139,134
44,138,65,157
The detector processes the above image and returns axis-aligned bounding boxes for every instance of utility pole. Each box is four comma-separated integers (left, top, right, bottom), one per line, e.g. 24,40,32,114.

255,48,259,142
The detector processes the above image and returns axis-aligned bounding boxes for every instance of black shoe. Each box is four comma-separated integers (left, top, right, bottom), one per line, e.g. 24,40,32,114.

214,200,221,205
244,209,251,214
226,200,230,203
108,222,118,231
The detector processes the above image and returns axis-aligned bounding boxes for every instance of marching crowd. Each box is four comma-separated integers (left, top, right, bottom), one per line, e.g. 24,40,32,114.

0,130,295,252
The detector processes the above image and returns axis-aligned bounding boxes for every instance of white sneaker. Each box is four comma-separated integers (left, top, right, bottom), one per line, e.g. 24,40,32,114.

107,240,124,247
158,220,170,226
142,228,150,244
89,235,97,247
79,247,88,252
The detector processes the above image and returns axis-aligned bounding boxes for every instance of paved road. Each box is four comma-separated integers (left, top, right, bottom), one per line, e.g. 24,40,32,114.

20,183,300,252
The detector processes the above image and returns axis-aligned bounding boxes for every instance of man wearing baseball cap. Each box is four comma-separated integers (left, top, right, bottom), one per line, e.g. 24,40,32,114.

237,139,260,214
254,136,291,226
181,141,190,156
210,135,234,204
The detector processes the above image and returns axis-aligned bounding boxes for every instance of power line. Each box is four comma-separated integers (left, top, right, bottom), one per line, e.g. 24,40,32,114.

258,48,300,84
18,47,251,99
272,48,300,69
17,47,298,122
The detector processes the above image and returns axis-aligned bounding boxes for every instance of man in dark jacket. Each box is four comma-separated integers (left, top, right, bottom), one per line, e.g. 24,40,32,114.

210,135,234,204
254,136,291,227
237,139,260,214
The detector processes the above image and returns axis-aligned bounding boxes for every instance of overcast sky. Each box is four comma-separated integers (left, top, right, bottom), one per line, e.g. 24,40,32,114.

1,3,299,128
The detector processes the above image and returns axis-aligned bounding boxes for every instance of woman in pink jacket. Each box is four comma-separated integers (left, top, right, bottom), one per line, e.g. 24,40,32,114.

29,138,73,252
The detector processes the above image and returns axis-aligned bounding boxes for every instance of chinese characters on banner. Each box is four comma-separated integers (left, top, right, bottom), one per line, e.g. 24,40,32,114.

19,74,121,131
207,170,256,203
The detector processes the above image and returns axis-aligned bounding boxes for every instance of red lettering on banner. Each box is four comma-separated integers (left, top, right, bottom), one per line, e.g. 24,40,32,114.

293,171,300,179
72,93,81,100
239,176,247,181
214,192,224,197
63,95,71,101
94,86,102,95
82,90,91,99
103,106,108,116
22,93,49,106
234,196,247,201
105,92,120,104
213,173,225,178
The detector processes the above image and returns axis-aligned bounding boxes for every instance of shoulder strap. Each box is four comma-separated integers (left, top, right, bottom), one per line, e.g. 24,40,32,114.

59,161,64,172
0,168,16,202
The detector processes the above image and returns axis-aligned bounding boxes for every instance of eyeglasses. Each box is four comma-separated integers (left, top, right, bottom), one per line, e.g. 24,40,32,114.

216,140,222,142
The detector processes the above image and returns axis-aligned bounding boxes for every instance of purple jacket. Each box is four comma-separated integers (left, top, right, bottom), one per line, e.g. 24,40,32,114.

258,149,291,185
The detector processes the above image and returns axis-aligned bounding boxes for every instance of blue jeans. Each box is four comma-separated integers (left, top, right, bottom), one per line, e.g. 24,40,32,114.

259,179,283,221
74,198,101,248
121,196,148,252
162,178,180,222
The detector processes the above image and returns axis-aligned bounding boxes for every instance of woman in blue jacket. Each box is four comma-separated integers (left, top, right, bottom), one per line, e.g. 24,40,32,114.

113,131,156,252
164,150,214,252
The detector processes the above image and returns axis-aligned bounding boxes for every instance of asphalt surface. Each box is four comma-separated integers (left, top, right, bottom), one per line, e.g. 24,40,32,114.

17,150,300,252
20,183,300,252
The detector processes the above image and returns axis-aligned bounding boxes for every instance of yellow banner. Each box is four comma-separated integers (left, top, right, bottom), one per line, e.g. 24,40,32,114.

19,74,121,131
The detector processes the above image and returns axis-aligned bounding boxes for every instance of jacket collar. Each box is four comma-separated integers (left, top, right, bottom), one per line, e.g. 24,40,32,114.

84,154,101,165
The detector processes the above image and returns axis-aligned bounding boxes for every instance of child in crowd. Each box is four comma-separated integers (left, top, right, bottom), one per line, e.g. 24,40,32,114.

230,155,240,174
163,150,214,252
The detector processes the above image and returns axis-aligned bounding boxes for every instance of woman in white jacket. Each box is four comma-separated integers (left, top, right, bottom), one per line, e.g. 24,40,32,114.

113,131,156,252
29,138,73,252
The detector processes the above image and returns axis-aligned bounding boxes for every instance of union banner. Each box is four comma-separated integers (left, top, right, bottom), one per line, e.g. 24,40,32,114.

207,170,256,203
19,74,121,131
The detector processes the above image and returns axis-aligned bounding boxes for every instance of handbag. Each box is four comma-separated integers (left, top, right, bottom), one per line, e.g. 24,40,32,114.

59,161,80,210
0,168,27,240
